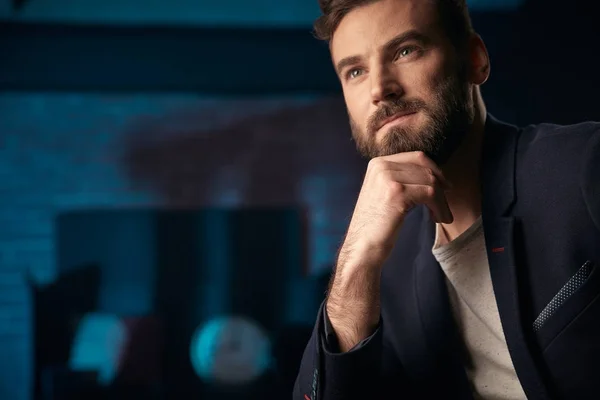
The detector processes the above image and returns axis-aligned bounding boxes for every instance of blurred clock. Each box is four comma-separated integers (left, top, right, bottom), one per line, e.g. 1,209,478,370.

190,316,272,385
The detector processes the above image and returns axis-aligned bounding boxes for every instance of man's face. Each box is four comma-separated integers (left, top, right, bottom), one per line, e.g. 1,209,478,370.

330,0,475,164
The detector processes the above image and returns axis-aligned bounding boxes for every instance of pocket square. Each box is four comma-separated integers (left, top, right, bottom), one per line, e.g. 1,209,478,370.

533,261,595,332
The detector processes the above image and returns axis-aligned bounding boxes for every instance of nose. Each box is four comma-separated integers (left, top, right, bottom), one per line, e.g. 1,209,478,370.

370,65,403,106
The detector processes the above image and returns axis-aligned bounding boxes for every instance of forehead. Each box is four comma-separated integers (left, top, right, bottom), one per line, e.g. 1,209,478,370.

330,0,439,61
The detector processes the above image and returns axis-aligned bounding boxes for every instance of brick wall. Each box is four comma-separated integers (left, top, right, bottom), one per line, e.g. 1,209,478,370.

0,92,365,400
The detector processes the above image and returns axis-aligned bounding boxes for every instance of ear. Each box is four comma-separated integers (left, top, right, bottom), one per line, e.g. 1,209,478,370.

468,34,490,85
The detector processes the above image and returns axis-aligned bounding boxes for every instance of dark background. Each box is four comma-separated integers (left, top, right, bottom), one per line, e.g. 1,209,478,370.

1,0,599,399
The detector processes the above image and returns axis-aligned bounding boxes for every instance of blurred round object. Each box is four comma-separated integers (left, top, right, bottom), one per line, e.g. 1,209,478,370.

190,316,271,385
69,313,128,386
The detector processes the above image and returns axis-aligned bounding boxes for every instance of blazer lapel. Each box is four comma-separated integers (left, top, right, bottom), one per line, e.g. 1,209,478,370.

414,210,473,398
482,115,552,399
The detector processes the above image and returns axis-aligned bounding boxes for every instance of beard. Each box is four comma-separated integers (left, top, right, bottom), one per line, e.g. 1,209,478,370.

349,71,474,165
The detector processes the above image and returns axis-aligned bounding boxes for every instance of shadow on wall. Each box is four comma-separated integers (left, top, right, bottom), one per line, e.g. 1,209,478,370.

119,96,366,208
29,264,101,400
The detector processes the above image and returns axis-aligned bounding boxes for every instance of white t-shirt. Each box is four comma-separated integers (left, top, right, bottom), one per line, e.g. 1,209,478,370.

432,217,527,400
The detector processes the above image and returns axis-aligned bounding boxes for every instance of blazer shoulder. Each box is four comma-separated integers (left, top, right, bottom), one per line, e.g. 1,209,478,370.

513,120,600,228
581,125,600,232
516,120,600,176
520,120,600,145
519,120,600,231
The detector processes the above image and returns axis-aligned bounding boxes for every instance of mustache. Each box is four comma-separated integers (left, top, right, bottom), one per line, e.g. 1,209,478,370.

367,99,427,134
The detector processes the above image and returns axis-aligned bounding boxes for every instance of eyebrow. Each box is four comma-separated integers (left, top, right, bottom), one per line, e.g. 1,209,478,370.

335,29,430,76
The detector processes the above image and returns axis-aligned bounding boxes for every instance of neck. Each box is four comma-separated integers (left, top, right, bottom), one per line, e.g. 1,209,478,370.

439,88,486,242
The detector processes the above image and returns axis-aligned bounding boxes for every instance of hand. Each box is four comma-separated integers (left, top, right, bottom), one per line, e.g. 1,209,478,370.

326,152,452,351
342,151,453,262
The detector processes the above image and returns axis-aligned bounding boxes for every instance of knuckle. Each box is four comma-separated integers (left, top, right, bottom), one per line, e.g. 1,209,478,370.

388,180,405,193
423,185,436,198
414,151,427,162
387,181,406,199
368,157,385,171
424,168,437,184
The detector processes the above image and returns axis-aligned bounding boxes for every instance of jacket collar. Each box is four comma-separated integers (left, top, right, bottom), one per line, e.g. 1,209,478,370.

481,114,520,217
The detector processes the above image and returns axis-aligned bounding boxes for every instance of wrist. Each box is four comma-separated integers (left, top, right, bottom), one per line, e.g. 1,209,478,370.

325,299,380,351
337,240,389,273
327,268,381,324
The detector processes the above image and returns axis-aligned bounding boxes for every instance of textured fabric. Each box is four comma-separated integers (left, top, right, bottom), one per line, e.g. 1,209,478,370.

322,305,380,353
532,261,594,332
432,217,527,400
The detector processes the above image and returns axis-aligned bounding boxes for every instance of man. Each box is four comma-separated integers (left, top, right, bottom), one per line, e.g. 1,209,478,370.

293,0,600,399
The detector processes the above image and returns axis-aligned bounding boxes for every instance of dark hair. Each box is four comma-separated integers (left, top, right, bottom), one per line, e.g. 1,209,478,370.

314,0,474,51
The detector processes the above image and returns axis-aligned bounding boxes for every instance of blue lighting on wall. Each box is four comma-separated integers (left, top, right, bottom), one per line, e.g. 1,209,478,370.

468,0,524,10
1,0,524,26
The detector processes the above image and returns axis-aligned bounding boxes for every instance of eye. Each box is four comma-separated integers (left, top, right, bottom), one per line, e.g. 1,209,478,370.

395,46,418,60
346,68,364,80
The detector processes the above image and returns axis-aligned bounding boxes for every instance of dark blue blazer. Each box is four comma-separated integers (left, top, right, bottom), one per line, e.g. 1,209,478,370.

294,115,600,400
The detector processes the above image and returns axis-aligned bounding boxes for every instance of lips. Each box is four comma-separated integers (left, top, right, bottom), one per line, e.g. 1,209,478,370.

377,111,417,130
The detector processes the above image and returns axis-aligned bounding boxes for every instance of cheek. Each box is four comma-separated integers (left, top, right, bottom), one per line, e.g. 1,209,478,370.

401,53,449,100
343,87,371,127
406,72,439,102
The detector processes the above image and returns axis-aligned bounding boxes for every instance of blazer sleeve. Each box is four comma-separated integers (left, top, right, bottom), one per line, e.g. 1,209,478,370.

293,301,383,400
581,125,600,232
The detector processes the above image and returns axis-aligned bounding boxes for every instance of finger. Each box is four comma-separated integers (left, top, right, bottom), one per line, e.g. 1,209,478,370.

400,183,453,223
381,151,452,188
428,188,454,224
380,164,453,190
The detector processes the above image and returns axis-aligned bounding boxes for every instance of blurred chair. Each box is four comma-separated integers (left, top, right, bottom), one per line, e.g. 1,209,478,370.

29,265,164,399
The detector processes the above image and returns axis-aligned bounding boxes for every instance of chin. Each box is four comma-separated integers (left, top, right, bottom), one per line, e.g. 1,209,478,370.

377,126,425,148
